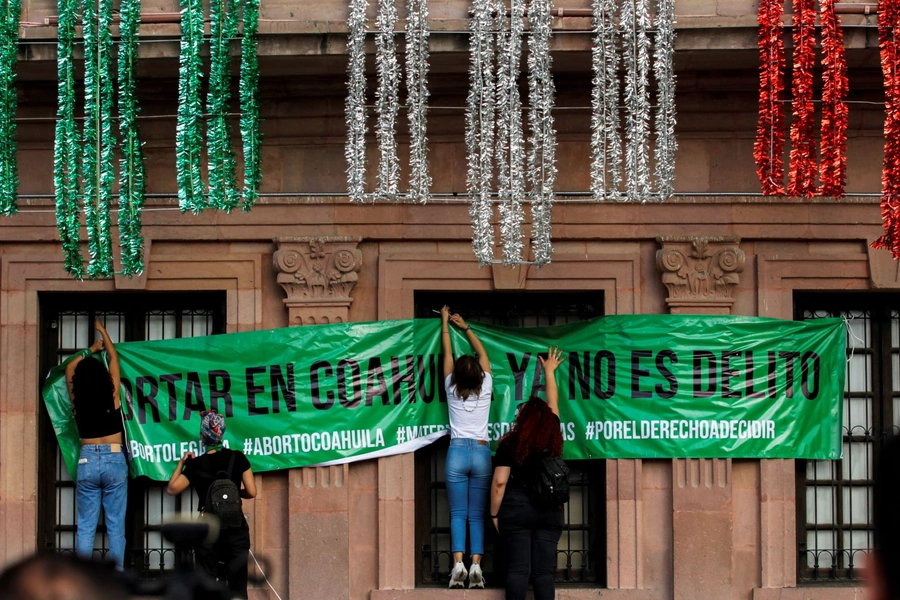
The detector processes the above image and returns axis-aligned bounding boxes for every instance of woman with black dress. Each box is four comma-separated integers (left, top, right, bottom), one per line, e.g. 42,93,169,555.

490,346,567,600
166,411,257,599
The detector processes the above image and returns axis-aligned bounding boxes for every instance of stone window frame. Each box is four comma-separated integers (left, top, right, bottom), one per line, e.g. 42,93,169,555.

373,248,646,592
37,292,227,571
410,289,607,587
0,249,264,564
754,249,872,594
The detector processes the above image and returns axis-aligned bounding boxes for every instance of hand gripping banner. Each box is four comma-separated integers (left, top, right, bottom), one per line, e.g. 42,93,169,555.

42,315,845,480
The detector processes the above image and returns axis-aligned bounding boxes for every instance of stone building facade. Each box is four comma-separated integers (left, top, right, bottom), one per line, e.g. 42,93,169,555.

0,0,891,598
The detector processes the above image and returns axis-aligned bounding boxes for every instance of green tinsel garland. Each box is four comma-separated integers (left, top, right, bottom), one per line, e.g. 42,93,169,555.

240,0,262,210
81,0,115,278
206,0,241,212
177,0,205,213
0,0,20,216
117,0,145,275
53,0,82,277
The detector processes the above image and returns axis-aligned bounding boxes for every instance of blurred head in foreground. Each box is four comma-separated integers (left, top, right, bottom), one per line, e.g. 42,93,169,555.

0,553,126,600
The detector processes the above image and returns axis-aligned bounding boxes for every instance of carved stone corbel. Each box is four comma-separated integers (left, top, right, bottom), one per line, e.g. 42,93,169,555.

656,236,745,314
273,236,363,325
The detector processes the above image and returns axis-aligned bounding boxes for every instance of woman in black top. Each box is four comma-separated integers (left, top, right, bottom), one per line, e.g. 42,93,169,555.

167,410,257,599
490,346,566,600
64,318,127,569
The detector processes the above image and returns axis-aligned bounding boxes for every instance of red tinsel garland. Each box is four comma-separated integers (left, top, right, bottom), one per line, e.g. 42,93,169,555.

819,0,849,198
787,0,818,197
873,0,900,257
754,0,786,196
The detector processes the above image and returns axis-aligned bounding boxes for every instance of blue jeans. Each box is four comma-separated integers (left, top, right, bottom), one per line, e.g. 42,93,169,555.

445,438,492,556
76,445,128,569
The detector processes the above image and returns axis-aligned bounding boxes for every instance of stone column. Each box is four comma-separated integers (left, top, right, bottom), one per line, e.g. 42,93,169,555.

274,237,362,599
656,236,745,600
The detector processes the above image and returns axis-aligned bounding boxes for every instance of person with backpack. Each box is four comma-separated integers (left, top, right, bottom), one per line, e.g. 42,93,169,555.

166,410,257,599
490,346,568,600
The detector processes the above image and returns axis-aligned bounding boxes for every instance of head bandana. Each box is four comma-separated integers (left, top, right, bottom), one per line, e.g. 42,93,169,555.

200,410,226,446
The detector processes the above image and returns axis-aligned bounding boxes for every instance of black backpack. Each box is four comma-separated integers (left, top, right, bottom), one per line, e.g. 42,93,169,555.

527,451,570,508
201,452,243,529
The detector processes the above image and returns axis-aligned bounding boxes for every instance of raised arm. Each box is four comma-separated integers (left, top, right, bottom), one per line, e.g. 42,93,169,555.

166,451,194,495
538,346,566,417
449,314,491,375
95,318,121,409
441,305,454,378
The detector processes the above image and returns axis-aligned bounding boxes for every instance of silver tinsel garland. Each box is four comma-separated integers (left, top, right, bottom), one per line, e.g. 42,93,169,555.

527,0,556,267
621,0,652,201
590,0,621,200
406,0,431,203
465,0,497,265
345,0,368,203
495,0,525,266
653,0,677,198
374,0,400,199
590,0,677,201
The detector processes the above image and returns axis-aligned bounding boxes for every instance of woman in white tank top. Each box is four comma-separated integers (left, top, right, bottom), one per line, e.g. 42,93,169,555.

440,305,493,589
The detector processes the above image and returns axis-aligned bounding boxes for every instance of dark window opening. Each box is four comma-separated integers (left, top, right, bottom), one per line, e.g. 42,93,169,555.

413,291,606,587
795,294,900,583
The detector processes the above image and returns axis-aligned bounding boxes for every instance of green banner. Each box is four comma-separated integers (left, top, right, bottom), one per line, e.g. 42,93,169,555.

42,315,845,480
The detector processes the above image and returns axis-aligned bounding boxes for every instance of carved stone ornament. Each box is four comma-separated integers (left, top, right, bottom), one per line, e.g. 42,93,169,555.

656,236,745,313
273,237,363,325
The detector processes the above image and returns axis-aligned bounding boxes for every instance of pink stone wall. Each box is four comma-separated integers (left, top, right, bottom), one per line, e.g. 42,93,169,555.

0,4,889,597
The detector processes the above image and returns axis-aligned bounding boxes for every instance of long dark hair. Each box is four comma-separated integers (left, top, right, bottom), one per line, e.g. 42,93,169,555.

451,355,484,399
72,357,115,411
498,396,563,465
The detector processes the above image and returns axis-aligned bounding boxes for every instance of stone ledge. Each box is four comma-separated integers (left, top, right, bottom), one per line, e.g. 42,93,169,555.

751,586,866,600
371,589,661,600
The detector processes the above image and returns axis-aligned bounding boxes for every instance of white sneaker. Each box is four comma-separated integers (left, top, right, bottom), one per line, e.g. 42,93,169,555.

449,561,467,589
468,563,485,589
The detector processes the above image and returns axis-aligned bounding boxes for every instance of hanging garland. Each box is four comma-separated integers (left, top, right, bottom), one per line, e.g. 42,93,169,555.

819,0,848,198
117,0,145,276
406,0,431,203
527,0,556,266
653,0,677,200
873,0,900,257
345,0,368,203
590,0,620,201
754,0,786,196
374,0,400,199
787,0,817,196
177,0,205,212
465,0,497,265
621,0,652,201
54,0,82,277
240,0,262,210
207,0,241,212
0,0,20,216
622,0,650,201
81,0,116,278
496,0,525,266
